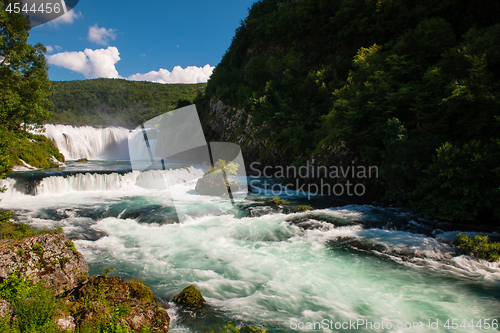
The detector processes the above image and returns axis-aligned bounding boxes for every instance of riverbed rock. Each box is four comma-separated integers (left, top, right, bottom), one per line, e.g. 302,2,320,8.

172,284,205,308
0,234,88,294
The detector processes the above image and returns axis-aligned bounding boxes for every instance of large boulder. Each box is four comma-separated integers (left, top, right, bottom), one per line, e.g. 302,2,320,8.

73,275,170,332
0,234,88,294
195,171,240,196
172,284,205,308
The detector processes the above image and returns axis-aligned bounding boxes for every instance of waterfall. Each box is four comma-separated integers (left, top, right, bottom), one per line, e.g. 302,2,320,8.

43,124,131,160
0,166,204,198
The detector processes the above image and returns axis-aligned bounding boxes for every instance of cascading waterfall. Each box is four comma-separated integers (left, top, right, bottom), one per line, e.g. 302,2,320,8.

0,166,204,198
43,123,131,160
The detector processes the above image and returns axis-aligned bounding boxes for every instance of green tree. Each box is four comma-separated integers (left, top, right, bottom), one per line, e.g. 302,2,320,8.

0,0,52,133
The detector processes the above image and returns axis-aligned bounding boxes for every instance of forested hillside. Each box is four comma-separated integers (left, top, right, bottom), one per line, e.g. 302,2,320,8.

50,79,206,127
198,0,500,224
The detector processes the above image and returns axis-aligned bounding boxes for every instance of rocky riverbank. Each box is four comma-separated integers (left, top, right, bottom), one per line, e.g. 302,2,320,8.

0,232,170,332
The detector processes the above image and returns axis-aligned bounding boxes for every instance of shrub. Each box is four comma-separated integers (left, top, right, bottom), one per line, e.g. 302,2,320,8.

269,197,290,205
457,233,500,262
297,205,312,212
0,272,60,332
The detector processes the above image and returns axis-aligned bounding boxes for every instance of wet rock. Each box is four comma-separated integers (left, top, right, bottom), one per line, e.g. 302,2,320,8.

172,284,205,308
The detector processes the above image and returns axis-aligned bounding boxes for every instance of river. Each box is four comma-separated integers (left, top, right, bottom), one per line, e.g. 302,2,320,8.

1,124,499,332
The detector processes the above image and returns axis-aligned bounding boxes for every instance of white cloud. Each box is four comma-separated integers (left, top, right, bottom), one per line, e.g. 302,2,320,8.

128,64,214,83
48,10,82,27
46,46,62,54
47,46,121,79
88,24,117,46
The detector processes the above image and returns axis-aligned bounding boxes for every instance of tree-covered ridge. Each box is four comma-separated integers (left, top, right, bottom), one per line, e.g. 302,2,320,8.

199,0,500,224
49,79,207,127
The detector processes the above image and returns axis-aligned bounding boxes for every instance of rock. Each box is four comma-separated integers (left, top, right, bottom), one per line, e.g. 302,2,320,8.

0,234,88,294
74,275,170,332
0,300,12,317
195,170,240,196
56,316,76,332
172,284,205,308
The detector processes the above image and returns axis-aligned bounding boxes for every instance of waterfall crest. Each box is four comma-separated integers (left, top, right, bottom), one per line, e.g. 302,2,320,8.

44,124,131,160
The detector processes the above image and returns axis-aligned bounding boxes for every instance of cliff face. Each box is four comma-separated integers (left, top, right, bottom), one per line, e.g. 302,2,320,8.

203,98,282,169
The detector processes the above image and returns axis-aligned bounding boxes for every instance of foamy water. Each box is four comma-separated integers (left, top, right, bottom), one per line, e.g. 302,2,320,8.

2,162,499,332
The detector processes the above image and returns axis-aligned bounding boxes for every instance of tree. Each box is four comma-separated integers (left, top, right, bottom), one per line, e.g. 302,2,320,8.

0,0,52,133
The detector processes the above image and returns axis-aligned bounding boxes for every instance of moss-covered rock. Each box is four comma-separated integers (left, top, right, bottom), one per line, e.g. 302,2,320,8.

72,275,170,332
172,284,205,308
75,158,88,162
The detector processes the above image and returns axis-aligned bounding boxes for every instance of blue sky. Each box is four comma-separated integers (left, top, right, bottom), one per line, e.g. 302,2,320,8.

28,0,257,82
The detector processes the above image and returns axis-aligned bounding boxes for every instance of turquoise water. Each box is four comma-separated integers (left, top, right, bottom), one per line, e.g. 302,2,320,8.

1,161,499,332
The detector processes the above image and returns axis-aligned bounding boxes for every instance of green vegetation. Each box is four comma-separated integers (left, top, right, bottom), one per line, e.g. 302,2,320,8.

1,130,65,169
0,272,164,332
127,279,155,304
75,158,89,162
0,219,62,240
457,233,500,262
297,205,312,212
0,273,60,333
65,240,78,255
269,197,290,205
1,0,64,173
49,79,206,127
199,0,500,225
0,0,52,133
172,284,205,308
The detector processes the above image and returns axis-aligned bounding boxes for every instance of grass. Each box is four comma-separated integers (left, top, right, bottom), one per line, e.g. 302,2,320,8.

2,130,65,169
457,233,500,262
0,219,63,240
65,240,79,255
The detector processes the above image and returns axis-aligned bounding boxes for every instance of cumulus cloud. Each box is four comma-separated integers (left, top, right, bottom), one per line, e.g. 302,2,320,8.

128,64,214,83
88,24,117,46
47,46,121,79
46,46,54,53
48,10,82,27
